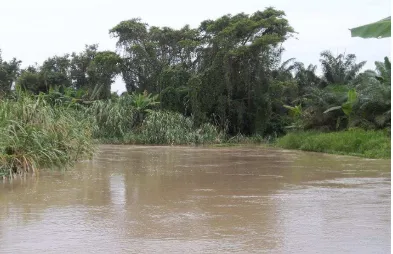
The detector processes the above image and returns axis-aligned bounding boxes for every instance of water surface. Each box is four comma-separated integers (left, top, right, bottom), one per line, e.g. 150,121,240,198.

0,145,390,253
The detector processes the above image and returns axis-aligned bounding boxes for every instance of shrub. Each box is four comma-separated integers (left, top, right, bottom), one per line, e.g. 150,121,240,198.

85,95,137,139
276,129,390,159
140,111,222,145
0,93,94,177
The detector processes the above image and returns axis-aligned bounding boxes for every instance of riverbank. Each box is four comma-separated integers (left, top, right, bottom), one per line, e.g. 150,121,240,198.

98,129,391,159
274,129,391,159
0,95,94,178
1,93,390,178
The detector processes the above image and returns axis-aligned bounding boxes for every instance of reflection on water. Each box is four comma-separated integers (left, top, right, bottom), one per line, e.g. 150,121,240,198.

0,145,390,253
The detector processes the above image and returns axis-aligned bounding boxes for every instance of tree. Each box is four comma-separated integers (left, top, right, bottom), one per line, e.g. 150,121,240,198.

40,54,71,90
86,51,122,99
0,50,21,95
294,62,321,97
323,88,358,128
190,8,295,134
16,54,72,94
110,19,198,93
16,66,44,94
70,44,98,90
319,50,366,86
351,57,391,128
110,8,294,135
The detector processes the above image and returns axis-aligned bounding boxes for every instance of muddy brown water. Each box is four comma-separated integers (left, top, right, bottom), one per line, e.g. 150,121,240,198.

0,145,390,253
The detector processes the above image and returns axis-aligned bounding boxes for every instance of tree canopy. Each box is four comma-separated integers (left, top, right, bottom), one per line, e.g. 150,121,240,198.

110,7,295,134
0,7,390,136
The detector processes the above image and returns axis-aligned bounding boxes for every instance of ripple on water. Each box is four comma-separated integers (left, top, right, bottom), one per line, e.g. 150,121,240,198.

0,145,390,254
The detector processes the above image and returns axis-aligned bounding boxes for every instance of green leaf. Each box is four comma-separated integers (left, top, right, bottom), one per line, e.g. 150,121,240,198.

323,106,342,114
350,17,391,38
284,104,302,117
347,89,357,104
341,102,352,116
283,105,295,110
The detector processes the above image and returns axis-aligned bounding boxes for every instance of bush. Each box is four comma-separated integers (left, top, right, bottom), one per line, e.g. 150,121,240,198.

140,111,222,145
85,95,138,139
0,93,94,177
276,129,390,159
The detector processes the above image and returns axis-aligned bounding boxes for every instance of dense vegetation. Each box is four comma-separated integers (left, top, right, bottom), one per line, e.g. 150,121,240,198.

87,92,222,145
0,7,390,176
276,129,390,159
0,92,94,177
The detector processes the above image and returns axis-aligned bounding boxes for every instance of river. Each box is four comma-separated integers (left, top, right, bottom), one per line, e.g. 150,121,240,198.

0,145,390,253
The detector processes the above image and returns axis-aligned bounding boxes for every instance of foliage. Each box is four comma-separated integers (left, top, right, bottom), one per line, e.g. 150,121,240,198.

350,17,391,38
351,57,391,129
70,44,98,89
5,10,388,138
323,89,358,128
283,104,304,129
86,51,122,99
139,111,222,145
319,51,366,86
130,90,160,112
276,129,390,159
0,10,391,166
283,53,390,132
0,51,21,96
16,66,46,94
110,8,295,135
0,92,94,177
14,45,120,100
40,54,72,90
85,94,137,139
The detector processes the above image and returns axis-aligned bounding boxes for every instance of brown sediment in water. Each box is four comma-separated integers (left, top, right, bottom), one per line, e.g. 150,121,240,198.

0,145,390,253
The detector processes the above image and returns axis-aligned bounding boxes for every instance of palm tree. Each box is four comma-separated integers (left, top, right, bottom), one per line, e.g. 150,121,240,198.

301,84,350,130
294,62,321,97
271,58,296,81
363,57,391,85
319,51,366,87
352,57,391,128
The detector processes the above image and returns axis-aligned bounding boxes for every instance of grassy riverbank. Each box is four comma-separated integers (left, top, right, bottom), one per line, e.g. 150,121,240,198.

89,103,223,145
0,93,224,177
1,8,391,176
275,129,391,159
0,94,94,178
0,92,390,178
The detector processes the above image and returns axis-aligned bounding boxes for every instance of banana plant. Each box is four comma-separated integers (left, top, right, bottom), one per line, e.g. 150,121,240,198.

283,104,303,130
350,17,391,39
130,90,160,112
130,90,160,125
323,89,358,128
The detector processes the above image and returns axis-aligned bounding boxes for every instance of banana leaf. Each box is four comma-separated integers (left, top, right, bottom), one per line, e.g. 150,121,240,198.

323,89,357,116
350,17,391,38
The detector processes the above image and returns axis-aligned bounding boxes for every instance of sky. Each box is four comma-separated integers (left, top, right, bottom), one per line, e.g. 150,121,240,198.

0,0,391,93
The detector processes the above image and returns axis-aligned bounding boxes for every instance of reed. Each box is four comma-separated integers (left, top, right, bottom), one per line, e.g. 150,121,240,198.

0,93,94,177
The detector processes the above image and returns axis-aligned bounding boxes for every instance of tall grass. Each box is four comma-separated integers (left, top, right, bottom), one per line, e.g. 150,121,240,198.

85,95,137,139
83,95,223,145
3,91,387,179
0,93,94,177
139,111,222,145
275,129,390,159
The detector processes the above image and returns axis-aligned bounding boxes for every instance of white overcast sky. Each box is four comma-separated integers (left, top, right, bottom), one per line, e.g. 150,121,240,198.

0,0,391,93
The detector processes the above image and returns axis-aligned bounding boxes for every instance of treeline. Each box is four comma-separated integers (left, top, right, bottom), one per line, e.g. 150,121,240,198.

0,46,121,100
0,7,390,137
